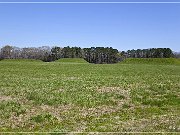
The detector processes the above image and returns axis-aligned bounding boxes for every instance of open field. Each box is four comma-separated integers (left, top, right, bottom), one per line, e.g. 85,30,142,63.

121,58,180,65
0,58,180,132
55,58,88,63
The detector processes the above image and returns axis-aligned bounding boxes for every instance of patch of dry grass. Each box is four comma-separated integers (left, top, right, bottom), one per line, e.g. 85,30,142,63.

0,95,12,101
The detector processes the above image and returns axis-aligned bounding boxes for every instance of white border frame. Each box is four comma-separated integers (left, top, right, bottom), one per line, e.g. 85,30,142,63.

0,0,180,134
1,131,180,134
0,1,180,4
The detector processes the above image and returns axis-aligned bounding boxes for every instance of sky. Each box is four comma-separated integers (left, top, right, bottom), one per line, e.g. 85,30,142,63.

0,0,180,51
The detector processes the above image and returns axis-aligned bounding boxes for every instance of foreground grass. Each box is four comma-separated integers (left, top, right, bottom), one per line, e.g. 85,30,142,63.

0,59,180,132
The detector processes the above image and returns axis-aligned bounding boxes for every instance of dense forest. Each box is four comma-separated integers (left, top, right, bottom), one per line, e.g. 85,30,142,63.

0,45,178,64
122,48,174,58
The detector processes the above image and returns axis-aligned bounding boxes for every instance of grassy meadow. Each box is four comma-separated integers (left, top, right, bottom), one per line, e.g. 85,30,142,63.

0,58,180,132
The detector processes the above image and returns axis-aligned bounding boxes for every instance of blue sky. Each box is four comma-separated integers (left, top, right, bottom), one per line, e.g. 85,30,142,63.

0,0,180,51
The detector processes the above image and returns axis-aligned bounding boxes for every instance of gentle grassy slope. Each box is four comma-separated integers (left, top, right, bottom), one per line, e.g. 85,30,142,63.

120,58,180,65
55,58,88,63
0,61,179,132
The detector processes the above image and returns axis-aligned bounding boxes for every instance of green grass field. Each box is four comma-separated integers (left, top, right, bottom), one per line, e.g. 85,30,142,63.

121,58,180,65
0,58,180,132
55,58,88,63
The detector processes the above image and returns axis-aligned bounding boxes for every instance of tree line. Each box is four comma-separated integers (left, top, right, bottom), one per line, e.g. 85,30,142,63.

121,48,174,59
0,45,120,64
0,45,177,64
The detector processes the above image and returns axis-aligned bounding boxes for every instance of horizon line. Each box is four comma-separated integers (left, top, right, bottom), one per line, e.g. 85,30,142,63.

0,2,180,4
